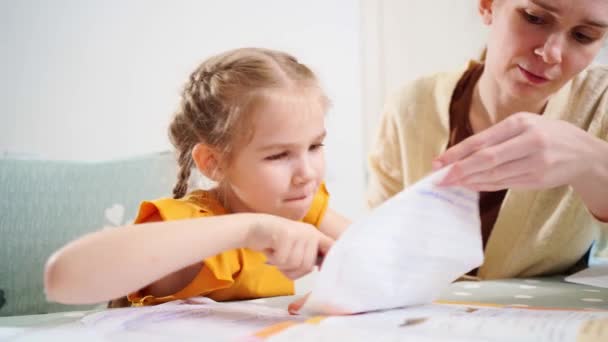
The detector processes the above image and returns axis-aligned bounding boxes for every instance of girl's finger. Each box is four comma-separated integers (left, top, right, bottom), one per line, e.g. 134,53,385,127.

317,233,334,256
271,237,296,267
288,293,310,315
286,239,307,271
281,268,306,280
301,239,317,274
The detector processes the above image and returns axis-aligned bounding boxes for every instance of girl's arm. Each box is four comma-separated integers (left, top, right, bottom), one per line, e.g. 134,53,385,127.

44,213,333,304
318,208,351,240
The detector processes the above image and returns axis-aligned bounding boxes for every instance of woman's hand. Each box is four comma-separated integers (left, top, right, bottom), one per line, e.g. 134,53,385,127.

245,215,334,280
433,112,601,191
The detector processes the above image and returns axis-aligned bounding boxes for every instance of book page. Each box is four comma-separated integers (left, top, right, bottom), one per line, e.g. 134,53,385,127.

268,304,608,342
79,297,302,341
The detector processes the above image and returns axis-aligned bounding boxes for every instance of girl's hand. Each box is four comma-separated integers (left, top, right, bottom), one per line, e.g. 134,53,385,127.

288,292,309,315
433,112,598,191
245,215,334,280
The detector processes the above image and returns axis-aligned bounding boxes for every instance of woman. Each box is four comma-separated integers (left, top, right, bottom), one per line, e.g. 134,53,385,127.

368,0,608,279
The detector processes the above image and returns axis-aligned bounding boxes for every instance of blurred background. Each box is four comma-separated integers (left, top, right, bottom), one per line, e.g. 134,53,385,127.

1,0,607,219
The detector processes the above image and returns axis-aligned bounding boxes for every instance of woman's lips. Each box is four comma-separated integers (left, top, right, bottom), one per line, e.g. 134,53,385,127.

518,65,550,85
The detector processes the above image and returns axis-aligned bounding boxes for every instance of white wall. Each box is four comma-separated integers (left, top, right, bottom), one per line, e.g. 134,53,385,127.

361,0,487,155
597,45,608,64
0,0,367,219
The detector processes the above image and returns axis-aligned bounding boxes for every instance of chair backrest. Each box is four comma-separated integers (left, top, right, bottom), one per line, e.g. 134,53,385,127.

0,152,177,316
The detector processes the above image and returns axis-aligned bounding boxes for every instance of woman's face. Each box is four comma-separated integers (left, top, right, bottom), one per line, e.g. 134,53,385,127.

481,0,608,102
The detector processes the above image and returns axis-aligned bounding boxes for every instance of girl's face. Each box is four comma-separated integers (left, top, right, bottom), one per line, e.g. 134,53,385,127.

221,89,327,221
482,0,608,102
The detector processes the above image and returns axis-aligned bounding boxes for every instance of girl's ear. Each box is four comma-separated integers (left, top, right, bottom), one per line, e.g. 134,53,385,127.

479,0,494,25
192,143,223,182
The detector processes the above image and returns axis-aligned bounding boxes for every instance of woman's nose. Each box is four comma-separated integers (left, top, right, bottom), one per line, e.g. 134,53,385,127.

535,34,564,64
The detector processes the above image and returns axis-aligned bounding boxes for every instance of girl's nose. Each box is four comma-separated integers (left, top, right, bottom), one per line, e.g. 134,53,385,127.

292,157,315,185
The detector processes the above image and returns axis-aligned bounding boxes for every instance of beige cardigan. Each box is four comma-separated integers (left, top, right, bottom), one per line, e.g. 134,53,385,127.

368,62,608,279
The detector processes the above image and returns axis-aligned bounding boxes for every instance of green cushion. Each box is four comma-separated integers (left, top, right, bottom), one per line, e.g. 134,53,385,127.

0,152,177,316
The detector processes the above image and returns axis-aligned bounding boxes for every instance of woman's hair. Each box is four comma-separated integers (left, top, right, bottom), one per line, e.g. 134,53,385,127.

479,47,487,62
169,47,328,199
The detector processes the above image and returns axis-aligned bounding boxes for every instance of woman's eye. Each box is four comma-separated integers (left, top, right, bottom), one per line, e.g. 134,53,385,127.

572,31,593,44
265,152,288,161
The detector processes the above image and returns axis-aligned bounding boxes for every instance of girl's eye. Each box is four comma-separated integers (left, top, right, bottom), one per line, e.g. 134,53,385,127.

309,143,325,151
522,11,545,25
265,152,288,161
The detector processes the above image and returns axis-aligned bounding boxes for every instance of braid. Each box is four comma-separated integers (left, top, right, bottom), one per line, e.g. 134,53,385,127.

173,147,194,199
168,64,213,199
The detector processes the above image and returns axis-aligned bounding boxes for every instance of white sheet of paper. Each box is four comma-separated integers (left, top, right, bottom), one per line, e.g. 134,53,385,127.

565,265,608,288
301,167,484,315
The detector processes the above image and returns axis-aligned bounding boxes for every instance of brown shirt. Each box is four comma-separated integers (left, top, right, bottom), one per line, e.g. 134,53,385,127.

447,62,508,250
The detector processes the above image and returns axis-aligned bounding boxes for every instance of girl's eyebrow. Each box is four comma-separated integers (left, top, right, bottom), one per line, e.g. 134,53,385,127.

257,130,327,151
315,130,327,141
530,0,560,13
530,0,608,28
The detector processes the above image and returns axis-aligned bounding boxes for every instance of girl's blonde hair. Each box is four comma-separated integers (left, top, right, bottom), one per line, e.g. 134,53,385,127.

168,47,329,199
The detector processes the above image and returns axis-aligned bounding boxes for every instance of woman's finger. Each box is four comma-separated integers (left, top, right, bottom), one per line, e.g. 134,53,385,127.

441,126,548,185
441,134,539,186
461,172,538,191
456,155,532,186
434,113,532,170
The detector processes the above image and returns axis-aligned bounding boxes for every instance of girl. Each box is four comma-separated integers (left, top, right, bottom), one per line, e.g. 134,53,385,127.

44,47,350,307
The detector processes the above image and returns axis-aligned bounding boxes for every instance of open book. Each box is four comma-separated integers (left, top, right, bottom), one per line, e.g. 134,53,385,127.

301,167,485,315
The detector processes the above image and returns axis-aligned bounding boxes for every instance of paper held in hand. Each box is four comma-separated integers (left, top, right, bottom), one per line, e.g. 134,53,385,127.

302,166,484,315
